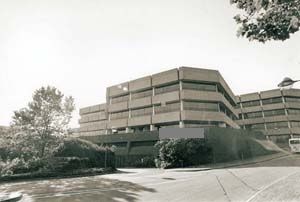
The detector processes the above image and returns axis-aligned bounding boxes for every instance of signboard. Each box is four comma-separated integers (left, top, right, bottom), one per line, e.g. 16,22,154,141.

159,128,205,139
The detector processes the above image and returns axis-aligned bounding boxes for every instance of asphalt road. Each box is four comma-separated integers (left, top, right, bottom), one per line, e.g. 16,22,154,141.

1,154,300,202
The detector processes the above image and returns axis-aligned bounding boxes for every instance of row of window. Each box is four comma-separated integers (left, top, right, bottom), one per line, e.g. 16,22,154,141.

154,102,180,114
246,122,288,130
131,107,152,117
110,82,233,104
242,108,300,119
111,94,129,104
110,111,129,120
239,96,300,108
246,121,300,130
182,82,216,92
183,120,223,128
109,101,235,119
131,89,152,100
183,102,219,112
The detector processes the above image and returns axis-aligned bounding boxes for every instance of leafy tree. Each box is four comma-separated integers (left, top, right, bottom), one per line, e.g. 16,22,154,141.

230,0,300,42
12,86,75,158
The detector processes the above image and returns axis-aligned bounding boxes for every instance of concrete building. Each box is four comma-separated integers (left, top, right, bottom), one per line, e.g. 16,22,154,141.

236,88,300,143
77,67,300,166
78,66,300,143
79,103,107,136
78,67,240,136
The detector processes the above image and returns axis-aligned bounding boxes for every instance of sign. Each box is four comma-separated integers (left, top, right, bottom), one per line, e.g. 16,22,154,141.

159,128,205,139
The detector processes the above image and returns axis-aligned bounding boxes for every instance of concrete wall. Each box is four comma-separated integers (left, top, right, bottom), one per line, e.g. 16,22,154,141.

79,128,275,167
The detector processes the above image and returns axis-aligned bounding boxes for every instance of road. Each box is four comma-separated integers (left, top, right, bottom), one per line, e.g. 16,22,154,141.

1,154,300,202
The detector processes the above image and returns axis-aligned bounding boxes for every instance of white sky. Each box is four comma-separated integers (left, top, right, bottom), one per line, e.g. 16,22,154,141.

1,0,300,128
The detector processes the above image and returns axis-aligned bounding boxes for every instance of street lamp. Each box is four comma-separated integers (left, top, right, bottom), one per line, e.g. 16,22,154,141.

278,77,300,88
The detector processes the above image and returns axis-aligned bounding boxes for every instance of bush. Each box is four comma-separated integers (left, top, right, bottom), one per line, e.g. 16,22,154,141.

0,156,47,177
155,139,212,169
0,158,27,176
53,137,115,170
128,156,155,168
0,137,116,177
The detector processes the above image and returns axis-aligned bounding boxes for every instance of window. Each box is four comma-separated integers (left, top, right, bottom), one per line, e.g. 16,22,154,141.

285,97,300,103
262,97,282,105
183,120,220,128
131,107,152,117
154,102,180,114
264,109,286,117
288,109,300,115
266,122,289,129
111,94,129,104
131,89,152,100
245,123,265,130
235,104,241,109
110,111,129,120
182,82,216,92
155,83,179,95
183,101,219,112
242,100,260,108
291,122,300,128
244,111,263,119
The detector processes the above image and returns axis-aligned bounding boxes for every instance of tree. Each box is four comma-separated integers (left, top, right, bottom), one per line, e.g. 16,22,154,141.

230,0,300,42
12,86,75,158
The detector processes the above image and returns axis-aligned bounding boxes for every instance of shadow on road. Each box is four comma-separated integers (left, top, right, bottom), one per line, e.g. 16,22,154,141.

0,175,156,202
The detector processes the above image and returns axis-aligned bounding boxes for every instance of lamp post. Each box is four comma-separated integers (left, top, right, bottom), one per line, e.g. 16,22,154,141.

104,147,107,169
278,77,300,88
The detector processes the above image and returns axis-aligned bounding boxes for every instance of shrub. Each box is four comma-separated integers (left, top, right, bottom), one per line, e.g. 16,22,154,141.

0,137,116,176
53,137,115,169
0,158,27,176
155,138,212,169
127,156,155,168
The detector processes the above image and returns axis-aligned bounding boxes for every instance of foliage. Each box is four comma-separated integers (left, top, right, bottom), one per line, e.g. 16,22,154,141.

0,86,77,176
0,137,116,176
230,0,300,42
11,86,75,158
53,138,115,169
155,139,212,169
55,138,110,157
126,156,155,168
0,156,47,177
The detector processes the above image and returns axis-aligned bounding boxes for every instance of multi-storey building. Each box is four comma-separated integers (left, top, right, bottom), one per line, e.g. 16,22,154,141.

79,67,239,136
236,88,300,142
78,66,300,144
79,103,107,136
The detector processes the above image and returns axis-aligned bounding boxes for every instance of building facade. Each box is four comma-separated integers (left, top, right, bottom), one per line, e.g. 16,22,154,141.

78,66,300,143
236,88,300,142
79,67,239,136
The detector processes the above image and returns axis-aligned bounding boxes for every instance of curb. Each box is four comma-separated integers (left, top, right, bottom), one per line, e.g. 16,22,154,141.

0,192,22,202
171,153,290,172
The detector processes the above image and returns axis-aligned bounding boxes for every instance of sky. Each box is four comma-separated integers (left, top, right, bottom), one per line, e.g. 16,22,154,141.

1,0,300,128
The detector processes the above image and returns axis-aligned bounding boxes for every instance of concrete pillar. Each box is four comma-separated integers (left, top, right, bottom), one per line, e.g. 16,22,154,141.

150,125,157,131
179,121,184,128
126,127,131,133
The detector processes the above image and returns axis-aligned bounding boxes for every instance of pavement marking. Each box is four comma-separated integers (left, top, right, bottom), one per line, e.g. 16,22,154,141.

214,174,231,202
226,169,258,192
245,170,300,202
